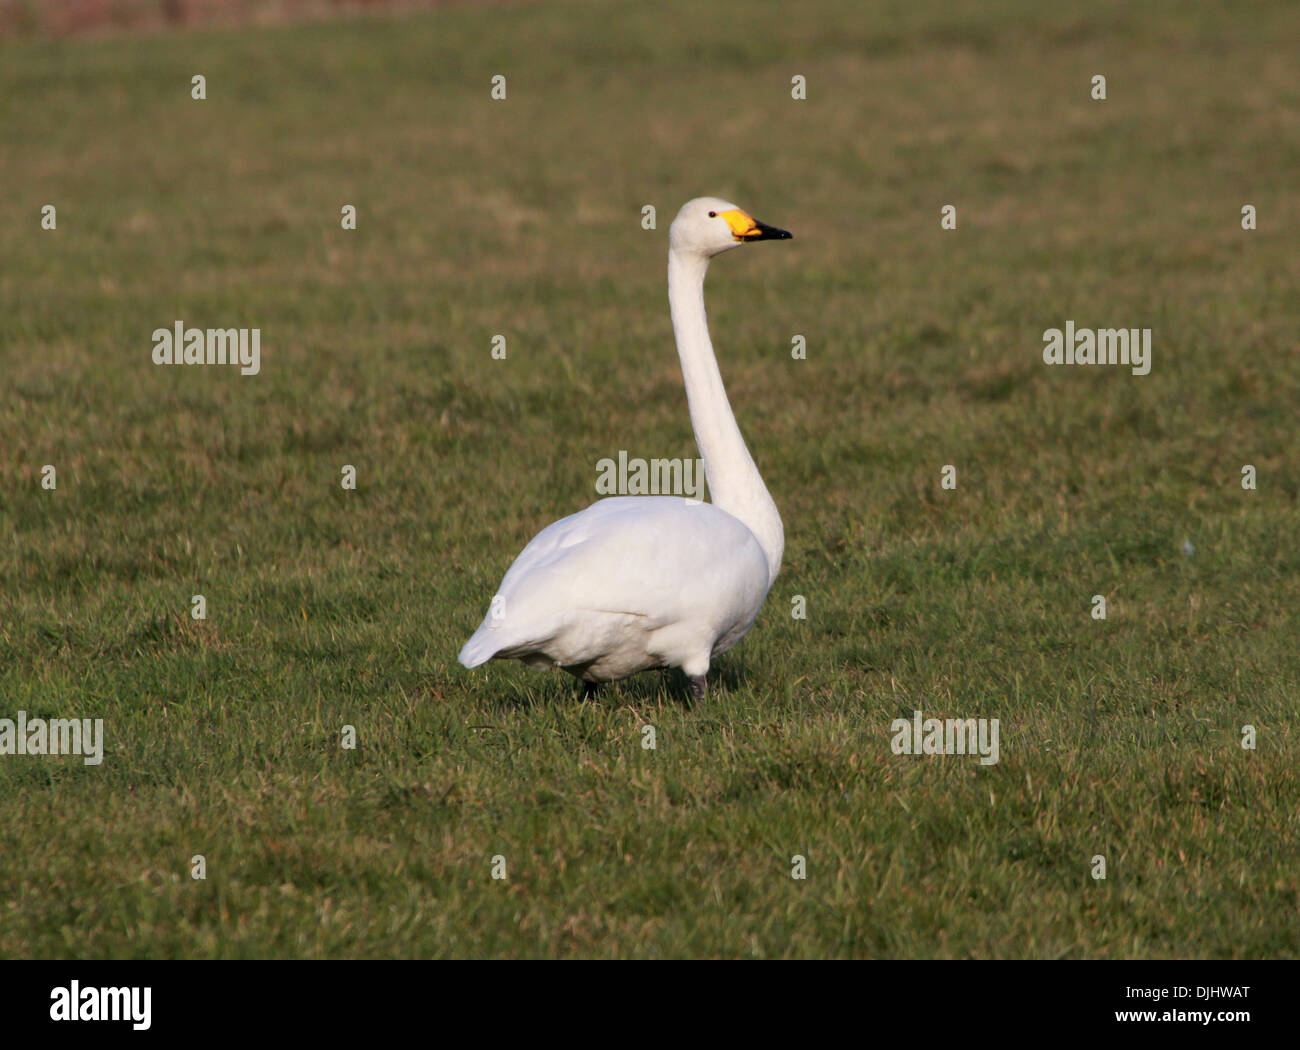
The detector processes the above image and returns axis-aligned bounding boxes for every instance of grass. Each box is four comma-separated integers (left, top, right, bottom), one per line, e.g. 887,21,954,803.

1,0,1298,958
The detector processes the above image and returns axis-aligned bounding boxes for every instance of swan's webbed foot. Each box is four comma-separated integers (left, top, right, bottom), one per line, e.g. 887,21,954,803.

688,675,708,702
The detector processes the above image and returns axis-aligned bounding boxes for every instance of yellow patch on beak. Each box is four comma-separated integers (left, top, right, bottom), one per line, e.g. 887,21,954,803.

719,209,762,241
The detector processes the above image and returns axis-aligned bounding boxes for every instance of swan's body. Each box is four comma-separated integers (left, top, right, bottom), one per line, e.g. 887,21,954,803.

459,198,792,697
458,496,770,681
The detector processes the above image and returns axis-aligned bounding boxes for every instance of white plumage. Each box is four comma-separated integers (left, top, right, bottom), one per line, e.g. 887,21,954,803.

459,197,793,699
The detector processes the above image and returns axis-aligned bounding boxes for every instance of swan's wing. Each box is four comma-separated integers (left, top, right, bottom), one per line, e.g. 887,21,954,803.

459,496,768,666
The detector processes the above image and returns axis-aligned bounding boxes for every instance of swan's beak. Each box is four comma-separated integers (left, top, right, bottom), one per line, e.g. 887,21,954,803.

746,220,793,242
721,209,793,242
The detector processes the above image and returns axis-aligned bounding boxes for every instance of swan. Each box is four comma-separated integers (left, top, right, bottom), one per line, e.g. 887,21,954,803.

458,197,792,700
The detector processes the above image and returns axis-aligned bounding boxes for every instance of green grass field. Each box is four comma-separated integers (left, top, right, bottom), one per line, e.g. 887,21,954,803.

1,0,1298,958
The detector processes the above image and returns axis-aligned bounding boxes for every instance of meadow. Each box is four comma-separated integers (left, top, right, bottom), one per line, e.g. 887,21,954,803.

1,0,1297,958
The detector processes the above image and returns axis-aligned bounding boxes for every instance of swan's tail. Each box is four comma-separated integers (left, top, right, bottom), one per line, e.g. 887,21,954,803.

457,627,499,668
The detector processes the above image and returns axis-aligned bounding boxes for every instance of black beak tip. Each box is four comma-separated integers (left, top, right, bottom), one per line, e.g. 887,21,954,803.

753,221,793,242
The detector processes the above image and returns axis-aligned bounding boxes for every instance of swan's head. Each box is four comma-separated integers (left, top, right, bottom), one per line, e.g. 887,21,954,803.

669,197,792,258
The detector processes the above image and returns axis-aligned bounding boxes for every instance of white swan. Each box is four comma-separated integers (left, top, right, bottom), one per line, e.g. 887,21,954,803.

459,197,792,699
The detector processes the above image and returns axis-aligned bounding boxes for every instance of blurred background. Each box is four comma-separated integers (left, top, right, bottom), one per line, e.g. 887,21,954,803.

0,0,454,38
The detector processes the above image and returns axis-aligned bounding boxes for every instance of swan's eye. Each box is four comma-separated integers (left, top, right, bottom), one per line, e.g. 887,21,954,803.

708,211,717,217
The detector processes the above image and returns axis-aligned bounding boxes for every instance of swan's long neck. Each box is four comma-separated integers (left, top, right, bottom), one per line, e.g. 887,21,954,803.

668,247,783,584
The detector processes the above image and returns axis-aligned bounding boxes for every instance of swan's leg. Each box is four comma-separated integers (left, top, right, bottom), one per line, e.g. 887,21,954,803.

688,675,708,702
581,680,601,700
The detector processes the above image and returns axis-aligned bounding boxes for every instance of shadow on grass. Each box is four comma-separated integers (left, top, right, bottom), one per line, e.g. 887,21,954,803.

480,658,751,710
